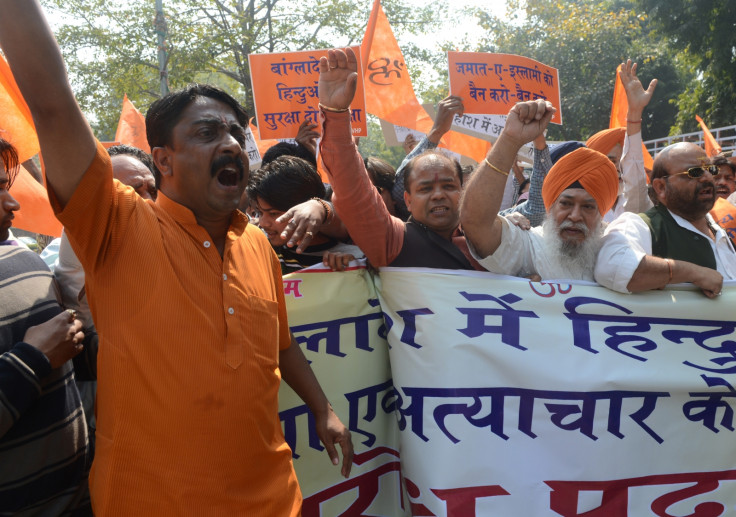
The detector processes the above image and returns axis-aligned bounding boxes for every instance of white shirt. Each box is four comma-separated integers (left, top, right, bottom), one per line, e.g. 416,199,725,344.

469,218,595,281
603,131,652,223
595,210,736,293
53,230,93,327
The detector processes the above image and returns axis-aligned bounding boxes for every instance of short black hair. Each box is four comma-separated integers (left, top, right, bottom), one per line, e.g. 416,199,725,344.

262,141,317,167
713,154,736,174
0,138,19,188
146,84,248,185
364,156,395,192
246,156,325,212
107,144,155,174
403,150,463,193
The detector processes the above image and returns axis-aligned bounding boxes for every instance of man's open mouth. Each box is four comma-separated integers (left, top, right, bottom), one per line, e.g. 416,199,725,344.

216,167,240,187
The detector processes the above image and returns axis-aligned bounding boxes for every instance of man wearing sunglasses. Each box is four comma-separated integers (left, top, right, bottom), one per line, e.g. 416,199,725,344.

595,142,736,297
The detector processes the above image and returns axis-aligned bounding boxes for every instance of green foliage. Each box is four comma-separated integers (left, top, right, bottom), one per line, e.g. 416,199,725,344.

468,0,688,141
358,116,407,169
42,0,438,140
43,0,732,145
635,0,736,133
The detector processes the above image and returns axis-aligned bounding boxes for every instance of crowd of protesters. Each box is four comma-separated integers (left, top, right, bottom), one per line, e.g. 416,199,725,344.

1,1,736,516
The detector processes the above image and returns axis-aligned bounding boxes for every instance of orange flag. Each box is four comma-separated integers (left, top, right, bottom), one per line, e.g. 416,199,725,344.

0,55,39,162
11,164,62,237
710,197,736,247
115,95,150,153
608,64,653,171
609,65,627,129
360,0,489,162
695,115,722,157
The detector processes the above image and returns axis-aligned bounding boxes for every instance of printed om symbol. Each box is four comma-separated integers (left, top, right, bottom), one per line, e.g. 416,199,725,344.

368,57,404,86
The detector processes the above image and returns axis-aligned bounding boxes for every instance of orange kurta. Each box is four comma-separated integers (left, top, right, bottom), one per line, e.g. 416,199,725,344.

52,143,300,516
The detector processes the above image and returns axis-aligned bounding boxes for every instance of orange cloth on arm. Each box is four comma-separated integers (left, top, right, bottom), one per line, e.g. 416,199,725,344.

585,127,626,155
542,147,619,216
710,196,736,245
50,142,300,516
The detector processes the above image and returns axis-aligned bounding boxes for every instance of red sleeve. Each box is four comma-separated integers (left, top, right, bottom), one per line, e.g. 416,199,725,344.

319,110,405,267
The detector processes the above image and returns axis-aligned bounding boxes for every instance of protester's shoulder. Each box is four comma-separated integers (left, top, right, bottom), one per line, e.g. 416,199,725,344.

604,211,648,233
241,223,276,255
499,215,540,243
242,221,268,243
88,139,113,175
0,243,50,272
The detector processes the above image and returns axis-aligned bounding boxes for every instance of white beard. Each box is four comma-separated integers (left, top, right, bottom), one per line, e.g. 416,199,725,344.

541,217,604,280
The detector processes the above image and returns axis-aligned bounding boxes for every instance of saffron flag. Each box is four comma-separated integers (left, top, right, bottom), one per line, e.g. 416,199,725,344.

609,64,654,171
0,55,39,162
609,64,627,129
361,0,489,162
115,95,150,153
695,114,722,157
11,164,62,237
710,196,736,247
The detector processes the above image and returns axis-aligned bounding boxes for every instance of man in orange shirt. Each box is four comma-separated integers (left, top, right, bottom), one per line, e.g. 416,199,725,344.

0,2,352,515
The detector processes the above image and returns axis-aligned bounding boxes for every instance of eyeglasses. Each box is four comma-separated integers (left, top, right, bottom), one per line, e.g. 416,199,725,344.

668,165,719,179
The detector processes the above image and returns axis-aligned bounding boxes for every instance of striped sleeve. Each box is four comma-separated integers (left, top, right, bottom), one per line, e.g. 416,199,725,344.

0,342,52,438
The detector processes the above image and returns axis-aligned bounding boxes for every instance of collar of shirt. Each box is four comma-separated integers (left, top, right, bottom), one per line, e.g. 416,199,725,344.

668,209,727,245
155,190,249,238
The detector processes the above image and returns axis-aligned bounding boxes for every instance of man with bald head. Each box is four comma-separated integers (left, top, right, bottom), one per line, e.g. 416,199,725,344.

461,100,619,282
316,48,481,270
595,142,736,297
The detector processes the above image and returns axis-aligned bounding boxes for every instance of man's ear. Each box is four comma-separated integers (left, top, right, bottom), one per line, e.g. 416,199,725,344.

404,190,412,212
151,147,173,178
652,177,667,203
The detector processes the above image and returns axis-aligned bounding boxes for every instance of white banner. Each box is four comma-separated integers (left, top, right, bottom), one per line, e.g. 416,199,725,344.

376,269,736,517
279,266,410,516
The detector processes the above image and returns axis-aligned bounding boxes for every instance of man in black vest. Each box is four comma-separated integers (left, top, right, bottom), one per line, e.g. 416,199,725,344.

595,142,736,297
316,48,483,270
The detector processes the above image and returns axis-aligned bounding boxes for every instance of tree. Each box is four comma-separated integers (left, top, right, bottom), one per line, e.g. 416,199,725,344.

357,116,407,168
42,0,440,140
634,0,736,133
468,0,687,141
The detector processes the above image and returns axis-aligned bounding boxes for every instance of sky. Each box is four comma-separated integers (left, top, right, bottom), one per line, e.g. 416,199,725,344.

402,0,513,49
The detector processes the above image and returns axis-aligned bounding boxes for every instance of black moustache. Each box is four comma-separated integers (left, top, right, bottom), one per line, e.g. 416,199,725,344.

210,155,245,179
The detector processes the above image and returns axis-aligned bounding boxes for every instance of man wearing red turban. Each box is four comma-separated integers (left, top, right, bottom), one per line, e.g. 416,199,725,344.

461,100,618,282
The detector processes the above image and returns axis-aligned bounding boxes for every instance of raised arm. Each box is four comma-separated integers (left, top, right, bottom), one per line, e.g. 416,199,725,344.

318,48,405,266
618,59,657,215
499,134,551,227
461,100,555,258
0,0,97,207
620,59,657,138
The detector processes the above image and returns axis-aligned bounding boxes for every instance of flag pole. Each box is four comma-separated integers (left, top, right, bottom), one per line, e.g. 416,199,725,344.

155,0,169,97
